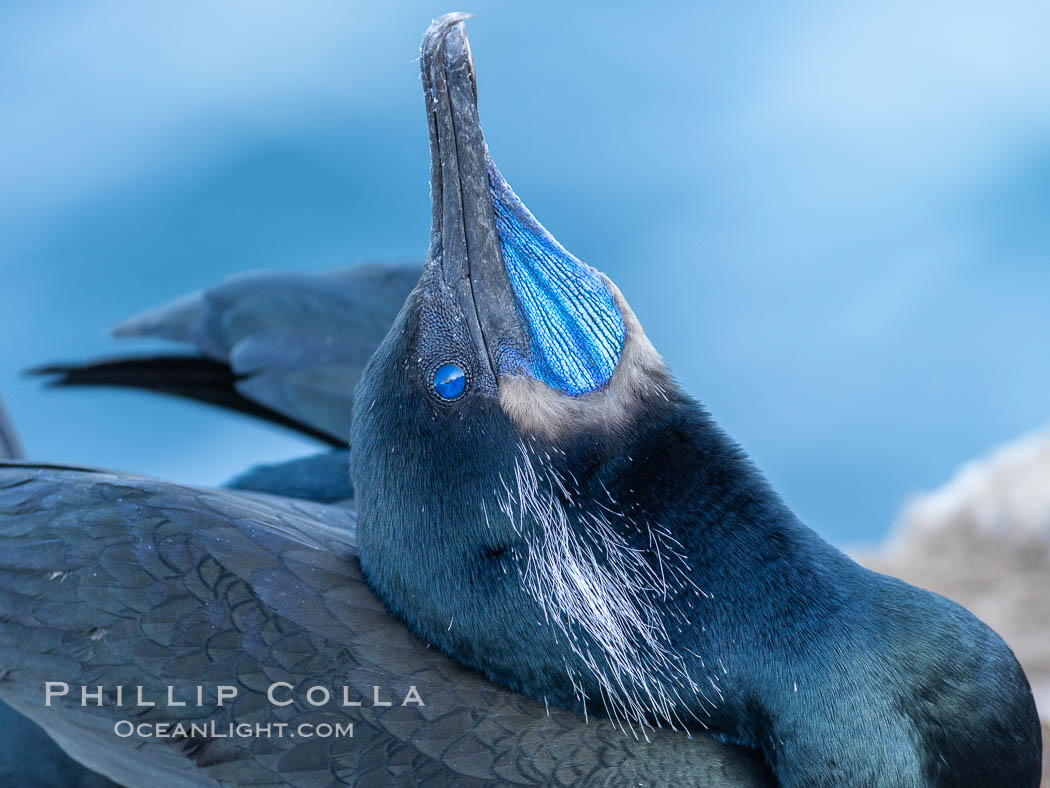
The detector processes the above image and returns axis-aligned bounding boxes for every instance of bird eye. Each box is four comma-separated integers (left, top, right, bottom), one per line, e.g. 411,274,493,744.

432,363,467,400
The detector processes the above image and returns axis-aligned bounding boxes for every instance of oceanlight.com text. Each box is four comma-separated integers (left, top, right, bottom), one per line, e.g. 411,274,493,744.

113,720,355,740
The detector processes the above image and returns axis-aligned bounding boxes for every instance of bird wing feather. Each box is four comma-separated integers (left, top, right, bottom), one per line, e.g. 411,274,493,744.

36,262,421,444
0,462,770,787
117,263,421,441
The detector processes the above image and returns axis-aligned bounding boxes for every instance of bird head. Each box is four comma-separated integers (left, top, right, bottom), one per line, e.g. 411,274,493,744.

407,12,671,443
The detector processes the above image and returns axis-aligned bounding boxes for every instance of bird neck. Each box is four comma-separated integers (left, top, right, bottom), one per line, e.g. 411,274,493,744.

452,392,841,735
548,395,852,726
352,357,1041,785
609,398,1041,786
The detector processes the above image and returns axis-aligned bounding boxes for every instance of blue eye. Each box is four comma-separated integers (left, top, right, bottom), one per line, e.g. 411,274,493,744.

432,363,466,400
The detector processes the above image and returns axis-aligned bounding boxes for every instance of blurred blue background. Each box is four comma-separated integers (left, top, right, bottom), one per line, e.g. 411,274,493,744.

2,1,1048,545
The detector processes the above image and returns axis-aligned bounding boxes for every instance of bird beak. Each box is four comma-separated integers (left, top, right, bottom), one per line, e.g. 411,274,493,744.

420,13,528,383
419,14,626,399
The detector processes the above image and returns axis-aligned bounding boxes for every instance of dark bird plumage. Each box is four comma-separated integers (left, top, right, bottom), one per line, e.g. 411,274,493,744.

0,462,769,786
31,262,420,445
0,12,1041,788
0,397,121,787
349,13,1042,787
32,355,344,446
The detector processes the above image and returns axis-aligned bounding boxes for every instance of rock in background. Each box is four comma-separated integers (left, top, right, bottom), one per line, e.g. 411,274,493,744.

858,429,1050,782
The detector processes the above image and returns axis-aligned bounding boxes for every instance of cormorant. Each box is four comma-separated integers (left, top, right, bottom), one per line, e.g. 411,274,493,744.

349,13,1042,786
2,12,1041,788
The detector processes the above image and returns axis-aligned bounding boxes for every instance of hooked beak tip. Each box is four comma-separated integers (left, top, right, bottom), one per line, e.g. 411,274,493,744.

421,12,474,64
422,13,478,112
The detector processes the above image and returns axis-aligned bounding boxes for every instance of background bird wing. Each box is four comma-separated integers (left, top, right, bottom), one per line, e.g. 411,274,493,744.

0,462,770,787
32,262,422,445
0,394,22,460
